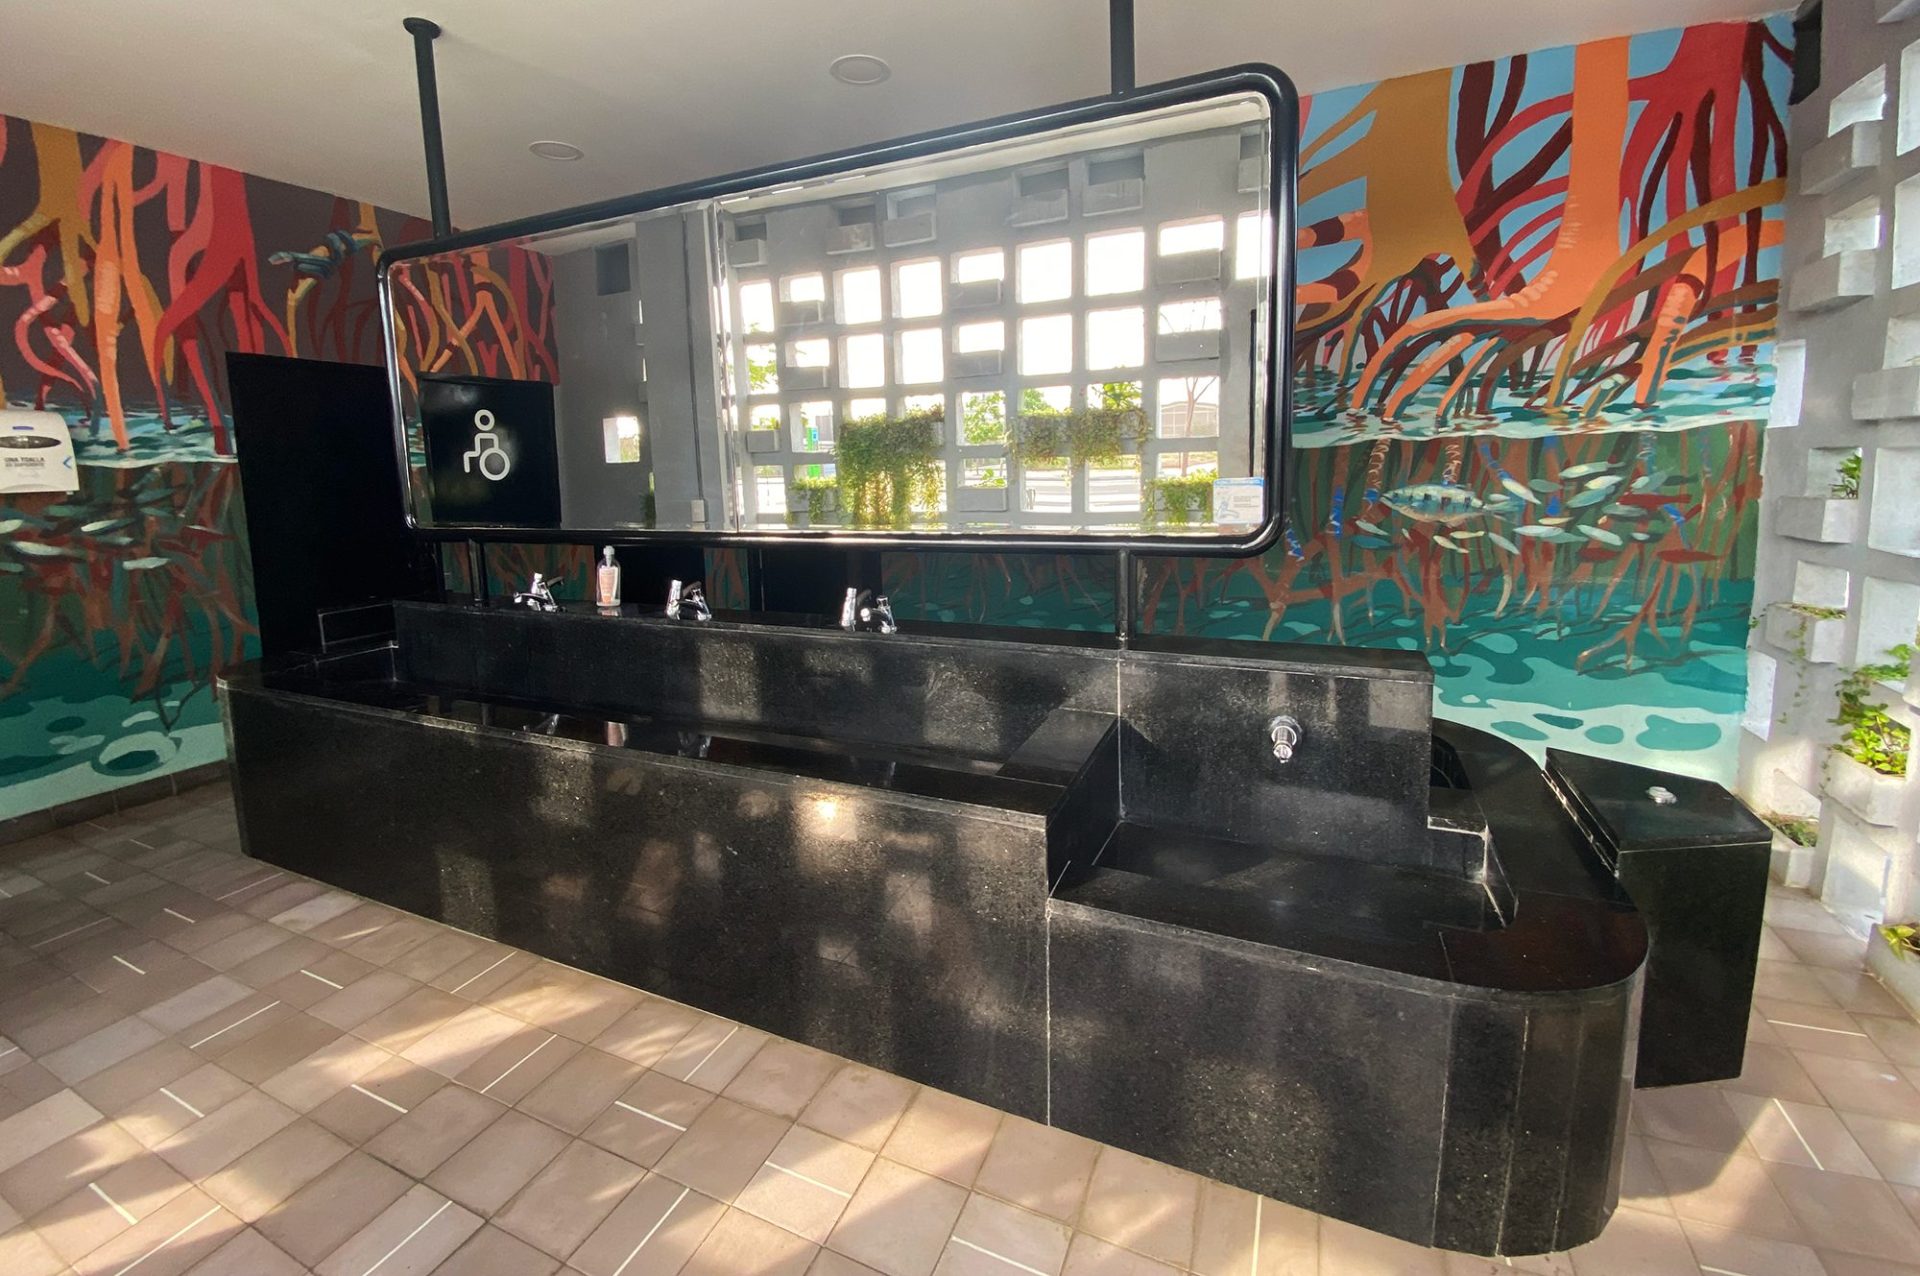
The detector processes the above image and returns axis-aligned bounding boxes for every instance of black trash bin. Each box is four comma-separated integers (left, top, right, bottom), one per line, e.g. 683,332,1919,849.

1545,748,1773,1088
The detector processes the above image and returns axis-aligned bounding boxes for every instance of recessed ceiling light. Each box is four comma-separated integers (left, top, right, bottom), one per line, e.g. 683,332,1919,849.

529,140,584,161
829,54,890,86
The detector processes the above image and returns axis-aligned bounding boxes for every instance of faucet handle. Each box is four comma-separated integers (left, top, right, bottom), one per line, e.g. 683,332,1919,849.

683,583,712,621
666,579,684,619
866,594,898,634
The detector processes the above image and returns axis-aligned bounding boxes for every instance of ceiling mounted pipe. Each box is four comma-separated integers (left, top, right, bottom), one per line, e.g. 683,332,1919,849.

403,16,453,238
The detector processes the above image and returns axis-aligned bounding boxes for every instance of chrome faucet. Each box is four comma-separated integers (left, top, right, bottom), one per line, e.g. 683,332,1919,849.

666,580,712,621
840,588,897,634
512,573,560,612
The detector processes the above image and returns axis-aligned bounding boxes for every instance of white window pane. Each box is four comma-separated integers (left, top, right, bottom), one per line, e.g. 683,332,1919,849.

961,391,1007,444
955,321,1005,353
1022,467,1072,512
602,415,642,464
898,329,944,383
1235,211,1272,281
963,457,1008,488
793,402,834,450
748,404,783,430
755,466,787,515
1158,299,1223,333
1157,377,1220,437
1020,314,1073,375
894,260,943,318
1085,229,1145,295
739,281,775,333
955,249,1005,283
843,333,885,388
1086,308,1144,370
1158,450,1217,476
838,267,882,324
1018,241,1072,304
846,397,887,420
1159,219,1224,254
1021,384,1072,413
790,338,829,368
784,273,826,302
1087,457,1141,512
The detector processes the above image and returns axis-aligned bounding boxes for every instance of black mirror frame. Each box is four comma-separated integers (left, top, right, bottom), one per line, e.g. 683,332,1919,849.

378,63,1299,557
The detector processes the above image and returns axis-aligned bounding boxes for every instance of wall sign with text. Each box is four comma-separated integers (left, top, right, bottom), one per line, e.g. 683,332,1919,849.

0,409,79,495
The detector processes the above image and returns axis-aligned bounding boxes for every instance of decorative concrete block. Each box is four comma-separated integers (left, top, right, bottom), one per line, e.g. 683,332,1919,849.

745,429,781,454
882,212,936,248
1764,604,1847,663
778,298,824,327
1158,248,1224,285
1855,365,1920,421
1800,122,1882,197
953,278,1002,309
827,223,876,255
1010,192,1070,227
1084,178,1144,216
1867,939,1920,1020
1237,156,1263,194
955,486,1010,513
1157,329,1223,362
952,349,1003,379
1774,496,1861,543
1790,251,1878,313
1770,829,1818,889
782,364,829,390
726,238,767,268
1828,752,1907,827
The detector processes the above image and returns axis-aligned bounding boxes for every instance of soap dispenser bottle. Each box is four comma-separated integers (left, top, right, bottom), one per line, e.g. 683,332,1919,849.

596,546,622,607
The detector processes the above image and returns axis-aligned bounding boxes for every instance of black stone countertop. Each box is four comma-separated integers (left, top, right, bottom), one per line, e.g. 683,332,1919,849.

226,644,1068,823
1056,720,1648,996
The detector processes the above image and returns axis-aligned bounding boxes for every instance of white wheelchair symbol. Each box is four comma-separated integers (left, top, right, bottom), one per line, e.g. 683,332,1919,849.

461,409,512,481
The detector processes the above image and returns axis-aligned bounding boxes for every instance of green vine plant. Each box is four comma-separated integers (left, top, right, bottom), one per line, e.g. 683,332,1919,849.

788,474,837,527
1144,468,1219,526
1831,451,1862,499
1011,383,1148,468
1759,812,1818,848
836,408,944,529
1880,923,1920,959
1833,643,1915,777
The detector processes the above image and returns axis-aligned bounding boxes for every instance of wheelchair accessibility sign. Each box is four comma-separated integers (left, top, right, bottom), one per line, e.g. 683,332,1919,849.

421,374,560,526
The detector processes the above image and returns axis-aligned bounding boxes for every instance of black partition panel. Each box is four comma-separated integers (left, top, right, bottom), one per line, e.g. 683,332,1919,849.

228,353,436,656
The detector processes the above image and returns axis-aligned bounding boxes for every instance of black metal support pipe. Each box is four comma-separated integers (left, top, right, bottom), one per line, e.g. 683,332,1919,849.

1109,0,1135,95
403,17,453,238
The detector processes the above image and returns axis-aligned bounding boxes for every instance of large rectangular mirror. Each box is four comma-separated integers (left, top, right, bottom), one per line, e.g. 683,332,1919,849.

380,67,1295,549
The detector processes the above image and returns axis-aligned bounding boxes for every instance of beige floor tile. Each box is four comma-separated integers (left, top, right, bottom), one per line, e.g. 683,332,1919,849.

882,1088,1002,1187
352,984,468,1052
314,1182,479,1276
494,1138,645,1258
1078,1146,1202,1267
308,968,419,1031
362,1082,505,1177
117,1063,249,1149
67,1187,239,1276
427,1107,571,1215
655,1016,772,1091
255,1150,411,1266
582,1067,712,1166
682,1205,819,1276
802,1064,918,1152
975,1115,1101,1224
1755,1000,1894,1062
738,1125,875,1243
1676,1217,1826,1276
1836,1111,1920,1187
1753,960,1840,1009
517,1044,643,1133
1189,1178,1319,1276
569,1174,725,1276
1716,1042,1827,1106
592,996,704,1068
1566,1205,1698,1276
939,1192,1071,1276
0,1223,68,1276
180,1225,306,1275
829,1156,967,1276
0,1116,146,1217
656,1094,792,1202
1768,1161,1920,1261
199,1117,349,1221
1720,1090,1881,1177
454,1025,574,1101
1861,1014,1920,1067
1796,1051,1920,1121
307,1053,444,1144
153,1089,296,1180
726,1039,844,1119
1642,1139,1806,1243
396,1002,528,1078
813,1251,890,1276
72,1038,203,1115
1059,1232,1185,1275
429,1223,563,1276
256,1031,392,1111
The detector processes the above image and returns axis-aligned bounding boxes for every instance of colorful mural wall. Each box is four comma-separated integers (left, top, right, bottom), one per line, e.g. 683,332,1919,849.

0,16,1790,822
891,18,1791,784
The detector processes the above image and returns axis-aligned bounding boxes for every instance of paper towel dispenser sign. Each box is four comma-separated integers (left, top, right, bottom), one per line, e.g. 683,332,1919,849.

420,374,562,527
0,409,79,495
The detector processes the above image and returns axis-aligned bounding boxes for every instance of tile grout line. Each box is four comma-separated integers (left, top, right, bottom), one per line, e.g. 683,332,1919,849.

480,1032,556,1094
32,916,110,948
683,1023,738,1080
159,1087,205,1119
112,954,146,975
613,1100,688,1132
766,1161,853,1198
448,953,512,995
300,968,345,990
189,999,280,1049
213,870,284,901
360,1198,452,1276
351,1083,410,1114
89,1180,138,1225
611,1186,688,1276
1764,1017,1868,1038
162,907,196,924
1769,1098,1825,1172
949,1235,1051,1276
111,1202,220,1276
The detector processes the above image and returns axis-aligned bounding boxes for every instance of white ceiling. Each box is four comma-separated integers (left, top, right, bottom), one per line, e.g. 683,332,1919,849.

0,0,1788,229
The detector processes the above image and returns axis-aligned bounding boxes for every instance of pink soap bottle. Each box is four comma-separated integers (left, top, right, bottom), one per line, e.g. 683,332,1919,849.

596,546,622,607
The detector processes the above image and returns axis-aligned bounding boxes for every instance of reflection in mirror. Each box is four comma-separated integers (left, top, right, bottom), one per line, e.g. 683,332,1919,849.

385,85,1278,540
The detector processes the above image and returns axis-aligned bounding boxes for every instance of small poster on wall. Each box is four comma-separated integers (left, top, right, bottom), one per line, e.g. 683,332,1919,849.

420,374,562,527
0,409,79,495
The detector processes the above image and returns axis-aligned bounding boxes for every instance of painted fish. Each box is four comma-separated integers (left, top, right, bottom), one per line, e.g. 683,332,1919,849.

1488,533,1520,553
1576,525,1624,547
1380,484,1499,525
1559,461,1613,479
